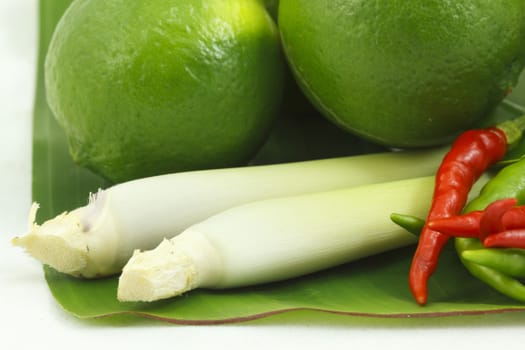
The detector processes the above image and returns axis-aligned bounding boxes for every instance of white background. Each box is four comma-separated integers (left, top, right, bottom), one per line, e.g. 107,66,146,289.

1,1,525,349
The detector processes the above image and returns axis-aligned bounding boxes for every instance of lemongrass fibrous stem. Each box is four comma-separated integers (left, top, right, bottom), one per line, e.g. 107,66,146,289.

117,174,491,302
12,148,445,278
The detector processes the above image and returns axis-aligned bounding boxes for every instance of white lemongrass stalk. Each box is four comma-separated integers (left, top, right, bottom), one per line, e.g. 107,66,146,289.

117,174,491,302
12,148,446,278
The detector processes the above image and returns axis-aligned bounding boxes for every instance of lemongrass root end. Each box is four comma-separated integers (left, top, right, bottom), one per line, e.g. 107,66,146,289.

11,203,89,276
117,239,199,302
12,233,88,274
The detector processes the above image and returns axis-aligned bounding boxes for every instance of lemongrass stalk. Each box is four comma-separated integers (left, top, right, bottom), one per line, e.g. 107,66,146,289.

12,148,446,278
117,174,491,302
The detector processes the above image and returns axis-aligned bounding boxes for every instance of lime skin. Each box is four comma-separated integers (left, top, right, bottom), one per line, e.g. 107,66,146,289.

45,0,284,182
279,0,525,148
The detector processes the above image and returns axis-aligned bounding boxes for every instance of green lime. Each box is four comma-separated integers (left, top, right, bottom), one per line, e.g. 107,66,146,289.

252,64,386,165
260,0,279,20
45,0,284,182
279,0,525,147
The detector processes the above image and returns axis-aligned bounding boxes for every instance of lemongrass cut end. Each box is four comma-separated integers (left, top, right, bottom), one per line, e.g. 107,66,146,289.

117,239,199,302
11,203,89,275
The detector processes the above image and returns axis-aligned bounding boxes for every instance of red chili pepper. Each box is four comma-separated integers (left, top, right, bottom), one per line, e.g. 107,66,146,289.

484,229,525,248
499,204,525,230
480,199,525,248
427,211,484,237
428,197,525,249
428,198,525,238
478,198,517,240
409,127,507,305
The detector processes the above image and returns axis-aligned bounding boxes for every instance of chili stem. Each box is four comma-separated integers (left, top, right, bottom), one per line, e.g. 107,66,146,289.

497,114,525,147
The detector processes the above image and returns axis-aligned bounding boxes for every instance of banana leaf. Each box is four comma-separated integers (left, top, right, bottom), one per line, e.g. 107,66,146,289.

33,0,525,324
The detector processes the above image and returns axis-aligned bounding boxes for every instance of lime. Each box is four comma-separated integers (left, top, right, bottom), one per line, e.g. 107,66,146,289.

45,0,284,182
260,0,279,20
252,65,386,165
279,0,525,147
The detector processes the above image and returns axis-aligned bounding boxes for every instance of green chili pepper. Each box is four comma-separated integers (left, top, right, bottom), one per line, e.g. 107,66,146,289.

460,248,525,279
390,213,424,237
456,157,525,302
466,158,525,209
455,238,525,302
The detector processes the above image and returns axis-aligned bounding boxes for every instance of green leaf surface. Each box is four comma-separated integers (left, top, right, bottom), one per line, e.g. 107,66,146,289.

42,246,525,323
34,0,525,324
